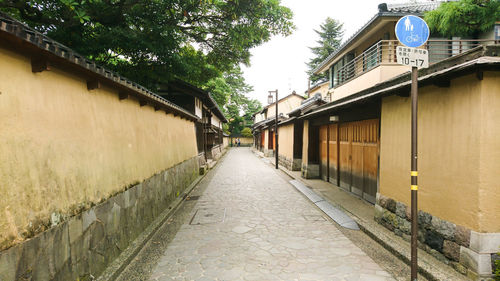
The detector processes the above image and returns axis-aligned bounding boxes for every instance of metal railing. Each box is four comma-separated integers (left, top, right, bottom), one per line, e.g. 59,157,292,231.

333,39,498,87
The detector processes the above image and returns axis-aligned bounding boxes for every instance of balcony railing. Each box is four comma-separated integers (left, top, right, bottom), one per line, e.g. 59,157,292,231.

333,39,498,87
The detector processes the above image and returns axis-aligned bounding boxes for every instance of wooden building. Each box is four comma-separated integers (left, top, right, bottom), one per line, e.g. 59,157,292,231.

294,2,500,279
158,80,228,162
252,92,305,157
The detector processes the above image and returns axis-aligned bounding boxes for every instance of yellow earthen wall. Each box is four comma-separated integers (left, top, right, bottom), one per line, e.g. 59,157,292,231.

267,95,304,118
478,72,500,232
0,46,198,248
278,123,294,160
379,73,499,232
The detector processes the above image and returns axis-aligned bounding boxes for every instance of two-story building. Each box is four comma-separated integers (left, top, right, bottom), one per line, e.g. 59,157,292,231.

252,92,305,158
292,2,499,279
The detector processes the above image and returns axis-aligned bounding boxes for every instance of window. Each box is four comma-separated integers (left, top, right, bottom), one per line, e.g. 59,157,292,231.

363,43,380,71
495,24,500,41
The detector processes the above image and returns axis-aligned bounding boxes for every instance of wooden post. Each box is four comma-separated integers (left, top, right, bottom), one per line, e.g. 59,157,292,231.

410,66,419,281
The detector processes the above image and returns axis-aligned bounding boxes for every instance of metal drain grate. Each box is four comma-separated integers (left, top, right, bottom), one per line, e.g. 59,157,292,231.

189,208,226,225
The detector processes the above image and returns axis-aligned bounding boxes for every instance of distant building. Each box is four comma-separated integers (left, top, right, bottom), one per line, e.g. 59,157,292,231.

252,92,305,157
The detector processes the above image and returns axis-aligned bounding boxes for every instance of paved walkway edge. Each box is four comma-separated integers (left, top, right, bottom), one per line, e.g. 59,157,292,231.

98,149,229,281
289,180,359,230
253,149,466,281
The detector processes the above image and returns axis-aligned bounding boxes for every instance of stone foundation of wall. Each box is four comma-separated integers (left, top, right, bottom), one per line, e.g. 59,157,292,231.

264,149,274,157
375,193,500,280
211,145,222,160
0,156,199,281
301,163,319,179
278,155,302,171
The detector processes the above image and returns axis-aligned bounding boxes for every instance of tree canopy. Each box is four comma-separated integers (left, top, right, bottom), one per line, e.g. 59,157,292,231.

306,17,343,83
204,65,262,135
425,0,500,37
0,0,283,133
0,0,294,89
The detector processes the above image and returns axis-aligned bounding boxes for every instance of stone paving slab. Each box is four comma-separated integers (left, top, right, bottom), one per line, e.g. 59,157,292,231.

267,152,469,281
148,148,394,281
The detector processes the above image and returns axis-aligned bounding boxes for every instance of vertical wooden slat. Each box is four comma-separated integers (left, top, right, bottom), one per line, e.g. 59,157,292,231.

328,124,338,183
351,122,364,197
362,119,379,204
339,123,351,191
319,125,328,181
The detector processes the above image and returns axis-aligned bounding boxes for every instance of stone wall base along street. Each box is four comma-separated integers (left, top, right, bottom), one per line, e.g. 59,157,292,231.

263,149,274,157
301,163,320,179
198,152,207,167
211,145,222,161
375,193,500,280
0,156,199,281
278,155,302,171
278,154,293,170
292,159,302,171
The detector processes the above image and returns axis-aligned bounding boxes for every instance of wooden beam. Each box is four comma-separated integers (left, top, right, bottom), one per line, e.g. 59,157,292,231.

87,80,100,90
139,100,147,107
396,89,410,97
476,70,483,81
118,92,128,100
31,57,50,73
433,79,450,88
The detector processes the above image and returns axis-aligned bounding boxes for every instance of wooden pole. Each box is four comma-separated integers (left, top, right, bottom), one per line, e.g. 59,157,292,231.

410,66,419,280
275,89,279,169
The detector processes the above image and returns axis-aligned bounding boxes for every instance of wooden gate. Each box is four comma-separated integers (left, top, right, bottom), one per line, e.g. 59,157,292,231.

260,132,265,149
328,119,379,204
328,124,338,183
319,125,328,181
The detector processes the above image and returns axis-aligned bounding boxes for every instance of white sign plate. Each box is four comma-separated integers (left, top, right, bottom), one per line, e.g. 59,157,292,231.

396,46,429,68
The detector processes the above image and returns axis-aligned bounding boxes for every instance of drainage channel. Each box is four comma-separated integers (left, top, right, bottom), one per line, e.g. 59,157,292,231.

289,179,359,230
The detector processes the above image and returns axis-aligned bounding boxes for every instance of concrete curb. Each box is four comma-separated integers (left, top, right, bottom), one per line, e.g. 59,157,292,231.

98,148,229,281
289,179,359,230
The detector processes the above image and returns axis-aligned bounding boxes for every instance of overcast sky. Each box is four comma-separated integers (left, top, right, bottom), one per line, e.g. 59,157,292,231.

242,0,409,105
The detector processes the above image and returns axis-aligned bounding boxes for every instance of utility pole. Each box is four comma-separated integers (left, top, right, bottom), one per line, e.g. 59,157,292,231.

394,15,429,280
268,90,279,169
410,66,418,280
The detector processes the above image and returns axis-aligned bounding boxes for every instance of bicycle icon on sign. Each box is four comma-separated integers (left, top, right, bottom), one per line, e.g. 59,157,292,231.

406,34,420,43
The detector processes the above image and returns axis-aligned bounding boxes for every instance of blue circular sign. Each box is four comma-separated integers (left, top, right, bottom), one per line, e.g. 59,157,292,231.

395,15,429,48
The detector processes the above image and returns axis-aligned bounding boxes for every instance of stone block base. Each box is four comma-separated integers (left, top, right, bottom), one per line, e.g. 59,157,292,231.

278,155,302,172
264,149,274,157
0,156,199,281
301,163,320,179
375,193,500,280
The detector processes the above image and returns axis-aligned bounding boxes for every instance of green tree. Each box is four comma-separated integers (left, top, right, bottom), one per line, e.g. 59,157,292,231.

306,17,343,83
425,0,500,37
204,65,261,135
0,0,294,89
241,127,253,138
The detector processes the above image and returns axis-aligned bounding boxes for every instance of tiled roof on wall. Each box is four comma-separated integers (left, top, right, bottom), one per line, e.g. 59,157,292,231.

0,12,199,121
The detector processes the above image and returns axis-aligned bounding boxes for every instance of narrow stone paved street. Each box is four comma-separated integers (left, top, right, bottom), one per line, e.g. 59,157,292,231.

141,148,395,281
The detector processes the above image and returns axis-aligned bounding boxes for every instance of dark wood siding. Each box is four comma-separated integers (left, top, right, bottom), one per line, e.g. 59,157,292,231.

322,119,379,204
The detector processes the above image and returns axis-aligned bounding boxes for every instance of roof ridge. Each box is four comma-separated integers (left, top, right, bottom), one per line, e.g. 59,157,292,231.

0,11,199,121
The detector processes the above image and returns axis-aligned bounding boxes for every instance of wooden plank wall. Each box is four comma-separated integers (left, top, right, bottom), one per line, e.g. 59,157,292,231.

319,119,379,204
